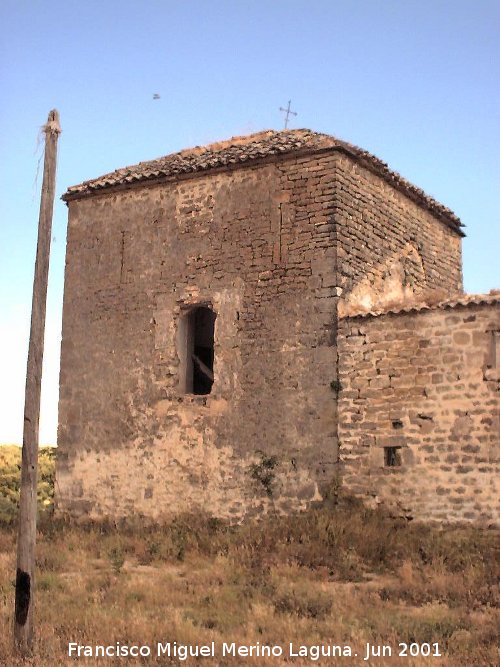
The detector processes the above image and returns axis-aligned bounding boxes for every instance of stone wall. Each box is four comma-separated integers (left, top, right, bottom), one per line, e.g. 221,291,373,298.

334,155,463,315
57,145,466,521
338,298,499,524
57,155,343,520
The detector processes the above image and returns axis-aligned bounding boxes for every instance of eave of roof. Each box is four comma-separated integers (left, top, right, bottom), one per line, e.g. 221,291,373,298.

63,128,464,235
340,292,500,320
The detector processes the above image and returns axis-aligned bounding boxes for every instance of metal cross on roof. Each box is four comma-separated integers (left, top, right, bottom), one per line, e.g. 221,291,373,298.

279,100,297,129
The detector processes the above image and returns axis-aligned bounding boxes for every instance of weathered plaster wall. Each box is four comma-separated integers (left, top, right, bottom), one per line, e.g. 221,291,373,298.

57,155,342,520
57,146,468,522
334,155,463,316
338,301,499,524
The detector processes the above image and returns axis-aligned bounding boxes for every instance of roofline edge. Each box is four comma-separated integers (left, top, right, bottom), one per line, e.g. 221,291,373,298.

62,143,465,236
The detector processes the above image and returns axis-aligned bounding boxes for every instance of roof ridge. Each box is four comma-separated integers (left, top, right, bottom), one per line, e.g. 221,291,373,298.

62,128,463,234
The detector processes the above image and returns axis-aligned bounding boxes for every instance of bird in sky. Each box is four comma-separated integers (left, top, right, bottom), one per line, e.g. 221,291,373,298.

153,93,160,100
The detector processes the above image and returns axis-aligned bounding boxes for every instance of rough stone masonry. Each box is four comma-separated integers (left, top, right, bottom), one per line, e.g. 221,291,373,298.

56,129,499,524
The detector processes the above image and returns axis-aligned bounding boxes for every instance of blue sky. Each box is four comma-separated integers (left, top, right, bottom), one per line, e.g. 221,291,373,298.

0,0,498,444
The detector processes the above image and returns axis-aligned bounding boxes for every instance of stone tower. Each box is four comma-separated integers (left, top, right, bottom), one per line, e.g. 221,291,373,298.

56,130,498,524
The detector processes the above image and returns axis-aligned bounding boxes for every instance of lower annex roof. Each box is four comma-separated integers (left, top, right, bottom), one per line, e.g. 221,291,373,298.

341,292,500,320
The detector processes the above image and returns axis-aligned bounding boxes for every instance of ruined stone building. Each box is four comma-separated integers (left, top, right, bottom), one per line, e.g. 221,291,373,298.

56,130,499,525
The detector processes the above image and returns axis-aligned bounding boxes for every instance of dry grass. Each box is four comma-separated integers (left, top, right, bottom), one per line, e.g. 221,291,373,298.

0,499,498,666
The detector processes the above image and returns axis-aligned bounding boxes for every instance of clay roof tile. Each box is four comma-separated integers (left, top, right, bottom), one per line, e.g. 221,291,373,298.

341,292,500,320
63,128,463,234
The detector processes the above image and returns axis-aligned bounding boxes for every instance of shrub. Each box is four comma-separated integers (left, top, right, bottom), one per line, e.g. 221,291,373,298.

274,586,333,619
0,445,56,524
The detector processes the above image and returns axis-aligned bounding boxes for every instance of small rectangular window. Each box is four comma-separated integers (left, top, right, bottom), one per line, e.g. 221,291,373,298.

179,305,216,395
484,330,500,382
490,330,499,368
384,446,402,467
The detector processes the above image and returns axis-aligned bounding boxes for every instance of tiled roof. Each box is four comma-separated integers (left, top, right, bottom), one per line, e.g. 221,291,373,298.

63,128,463,234
341,292,500,320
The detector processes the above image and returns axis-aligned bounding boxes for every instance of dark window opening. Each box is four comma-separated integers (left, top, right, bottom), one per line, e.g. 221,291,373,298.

384,446,402,467
181,306,216,395
489,330,499,369
484,330,500,382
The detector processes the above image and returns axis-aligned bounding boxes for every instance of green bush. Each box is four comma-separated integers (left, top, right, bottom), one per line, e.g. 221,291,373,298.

0,445,56,524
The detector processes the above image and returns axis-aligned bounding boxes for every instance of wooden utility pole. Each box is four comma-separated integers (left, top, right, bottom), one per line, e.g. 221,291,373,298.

14,109,61,655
